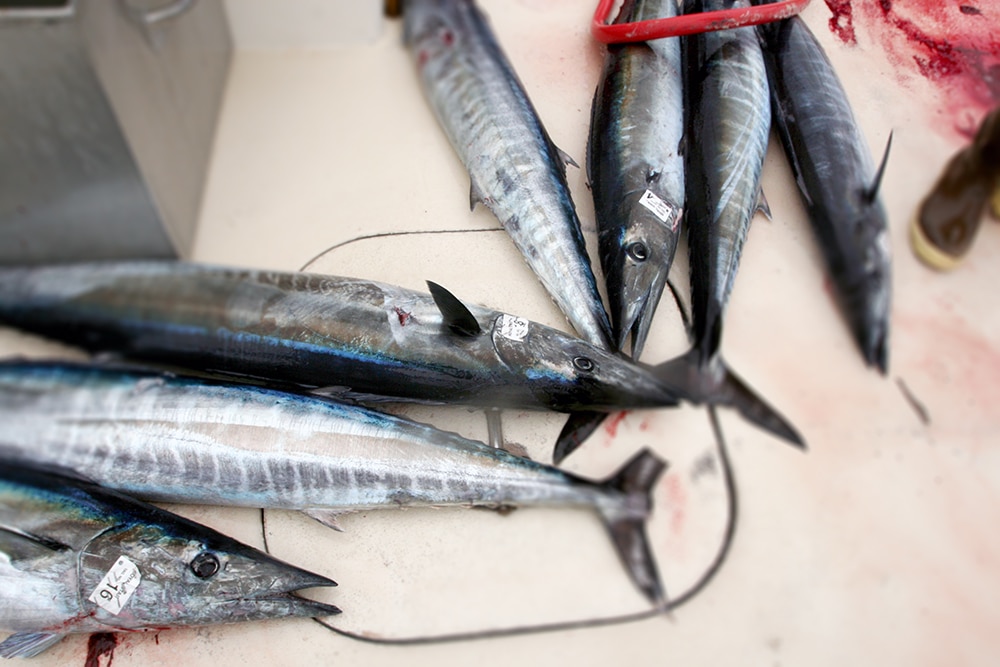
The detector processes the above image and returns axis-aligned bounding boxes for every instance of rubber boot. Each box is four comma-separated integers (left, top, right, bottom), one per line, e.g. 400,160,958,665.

911,108,1000,270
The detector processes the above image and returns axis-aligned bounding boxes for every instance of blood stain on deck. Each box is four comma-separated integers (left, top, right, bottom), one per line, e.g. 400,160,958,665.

823,1,1000,139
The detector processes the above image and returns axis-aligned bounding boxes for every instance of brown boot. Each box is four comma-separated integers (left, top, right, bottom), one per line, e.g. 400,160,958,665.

911,108,1000,270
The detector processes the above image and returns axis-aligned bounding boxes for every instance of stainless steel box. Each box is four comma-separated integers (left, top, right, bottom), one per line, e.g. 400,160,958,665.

0,0,231,263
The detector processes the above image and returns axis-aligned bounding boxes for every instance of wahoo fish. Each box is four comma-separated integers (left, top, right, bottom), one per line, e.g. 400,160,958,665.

0,458,339,659
758,12,892,372
589,0,685,359
0,261,678,416
0,361,667,605
657,0,803,448
404,0,614,350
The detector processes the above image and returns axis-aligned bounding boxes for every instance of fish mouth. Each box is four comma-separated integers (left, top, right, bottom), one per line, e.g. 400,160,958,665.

614,286,657,360
857,315,889,375
228,591,342,617
604,245,673,360
596,358,681,410
839,277,891,375
220,566,341,616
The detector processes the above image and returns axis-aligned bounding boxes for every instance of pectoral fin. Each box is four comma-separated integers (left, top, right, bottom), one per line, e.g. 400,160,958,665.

0,527,71,562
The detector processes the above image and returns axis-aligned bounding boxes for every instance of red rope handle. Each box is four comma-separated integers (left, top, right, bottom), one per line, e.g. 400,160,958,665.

592,0,811,43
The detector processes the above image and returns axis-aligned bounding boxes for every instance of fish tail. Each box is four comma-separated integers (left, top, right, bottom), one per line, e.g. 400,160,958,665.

653,349,805,448
552,411,609,464
596,448,668,606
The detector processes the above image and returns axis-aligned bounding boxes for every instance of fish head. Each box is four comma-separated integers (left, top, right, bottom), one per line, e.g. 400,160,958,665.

599,209,680,358
844,206,892,373
489,314,678,411
75,512,340,632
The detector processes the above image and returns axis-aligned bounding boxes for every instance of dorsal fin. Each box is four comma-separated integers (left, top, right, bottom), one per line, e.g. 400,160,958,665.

426,281,482,337
864,131,893,204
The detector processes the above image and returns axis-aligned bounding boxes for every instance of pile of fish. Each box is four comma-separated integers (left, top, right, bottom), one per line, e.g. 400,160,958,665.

0,264,673,656
0,0,894,658
404,0,892,458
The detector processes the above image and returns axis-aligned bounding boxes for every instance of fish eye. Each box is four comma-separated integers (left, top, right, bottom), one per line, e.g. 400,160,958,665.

626,242,648,262
573,356,595,372
190,551,220,579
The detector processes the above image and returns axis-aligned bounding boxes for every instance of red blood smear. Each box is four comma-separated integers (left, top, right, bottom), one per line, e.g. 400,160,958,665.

824,0,856,45
822,1,1000,139
84,633,117,667
393,306,414,326
665,474,686,536
603,411,629,439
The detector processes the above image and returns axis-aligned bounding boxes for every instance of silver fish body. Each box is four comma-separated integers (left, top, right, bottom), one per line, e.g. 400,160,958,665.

588,0,685,359
404,0,613,349
0,458,339,659
683,0,771,362
651,0,803,449
0,361,668,604
0,261,678,413
759,14,891,372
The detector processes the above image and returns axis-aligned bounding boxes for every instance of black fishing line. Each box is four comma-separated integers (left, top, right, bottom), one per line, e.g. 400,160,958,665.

664,277,691,333
258,405,739,646
299,228,505,273
895,377,931,425
259,508,270,552
282,231,739,644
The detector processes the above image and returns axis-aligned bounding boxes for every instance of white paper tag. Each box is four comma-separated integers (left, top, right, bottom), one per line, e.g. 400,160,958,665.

88,555,141,615
497,314,529,342
638,189,679,230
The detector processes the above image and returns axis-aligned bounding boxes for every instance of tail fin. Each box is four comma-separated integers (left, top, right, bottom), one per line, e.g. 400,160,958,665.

595,448,668,606
654,349,805,448
553,410,609,464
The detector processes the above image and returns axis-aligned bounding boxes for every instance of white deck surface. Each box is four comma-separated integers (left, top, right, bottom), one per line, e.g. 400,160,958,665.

2,1,998,664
